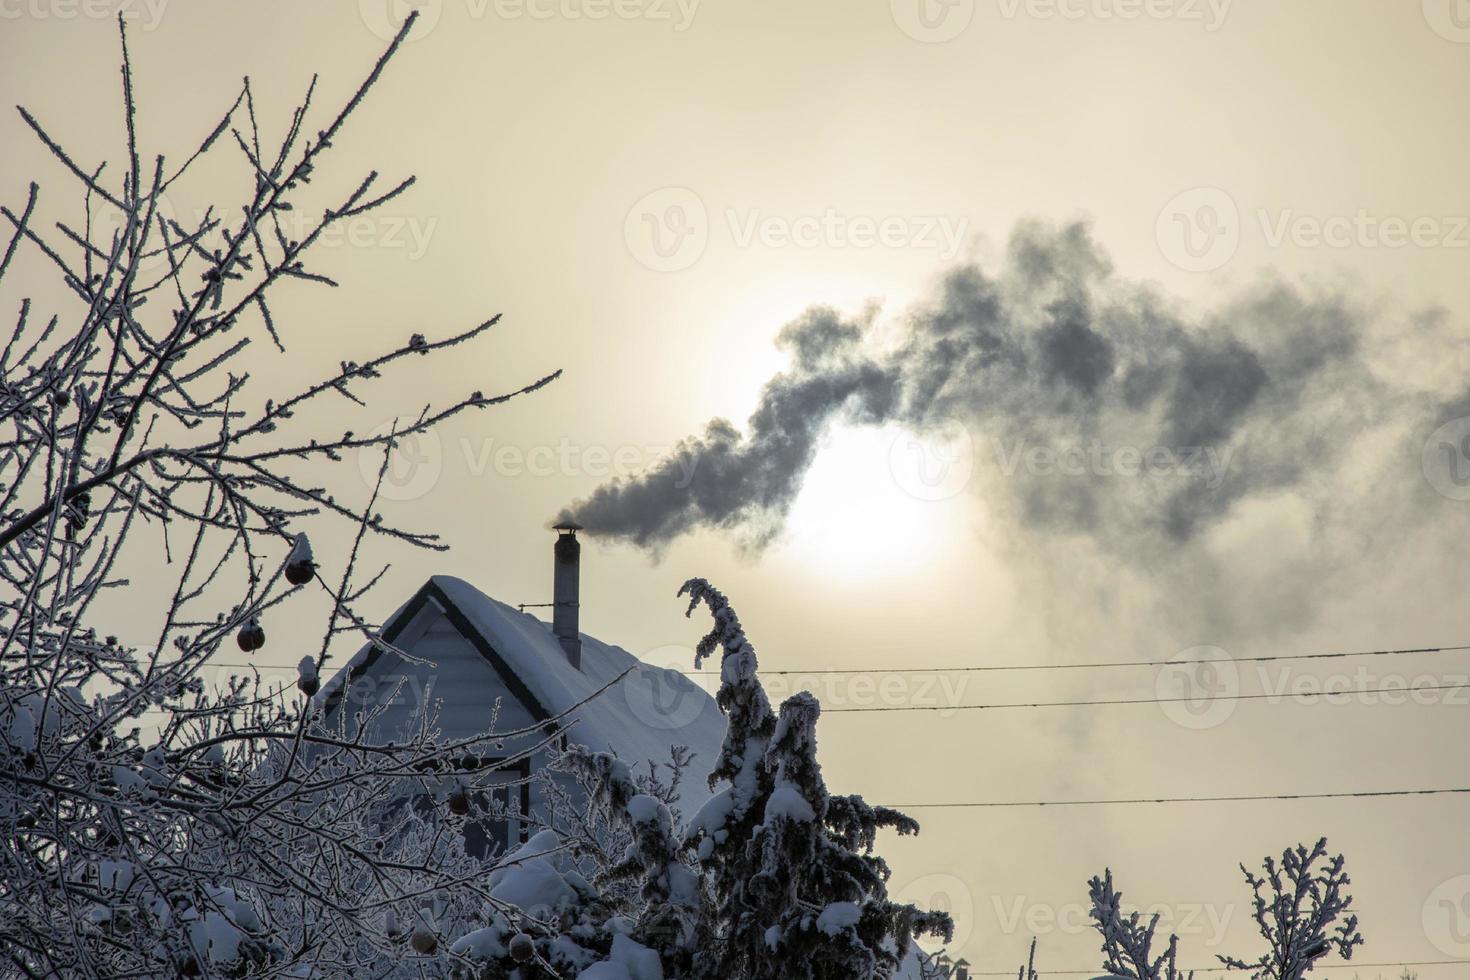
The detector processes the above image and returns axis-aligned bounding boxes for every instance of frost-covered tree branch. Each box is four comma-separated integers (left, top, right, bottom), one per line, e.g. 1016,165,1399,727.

0,12,559,978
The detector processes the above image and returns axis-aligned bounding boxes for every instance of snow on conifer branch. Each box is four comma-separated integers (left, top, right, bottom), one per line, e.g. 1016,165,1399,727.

675,577,953,980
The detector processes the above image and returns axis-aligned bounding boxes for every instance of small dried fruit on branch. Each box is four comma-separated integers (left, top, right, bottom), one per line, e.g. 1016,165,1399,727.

296,656,319,697
236,617,265,652
284,532,316,585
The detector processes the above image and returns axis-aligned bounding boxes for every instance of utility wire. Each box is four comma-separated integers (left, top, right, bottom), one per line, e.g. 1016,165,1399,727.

206,641,1470,675
959,961,1467,977
822,681,1469,713
686,642,1470,676
197,651,1470,715
885,786,1470,809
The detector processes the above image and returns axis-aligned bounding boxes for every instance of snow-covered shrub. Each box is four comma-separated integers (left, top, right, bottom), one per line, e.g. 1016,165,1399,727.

1086,869,1189,980
1218,838,1363,980
558,748,703,959
1085,838,1362,980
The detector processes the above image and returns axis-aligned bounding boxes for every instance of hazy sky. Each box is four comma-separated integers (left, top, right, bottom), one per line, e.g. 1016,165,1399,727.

4,1,1470,974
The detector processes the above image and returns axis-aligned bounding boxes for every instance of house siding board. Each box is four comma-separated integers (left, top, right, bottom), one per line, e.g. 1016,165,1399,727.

352,612,544,745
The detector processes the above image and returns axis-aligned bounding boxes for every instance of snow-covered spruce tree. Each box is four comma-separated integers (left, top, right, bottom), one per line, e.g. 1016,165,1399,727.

1086,869,1191,980
442,580,951,980
0,13,560,978
677,578,953,980
1219,838,1363,980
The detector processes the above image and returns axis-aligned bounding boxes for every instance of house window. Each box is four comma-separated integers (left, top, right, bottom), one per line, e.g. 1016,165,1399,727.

381,758,532,862
460,787,511,859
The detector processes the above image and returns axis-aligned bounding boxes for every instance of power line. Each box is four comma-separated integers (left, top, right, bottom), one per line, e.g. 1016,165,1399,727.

202,640,1470,676
151,665,1470,730
686,642,1470,676
822,681,1469,713
885,786,1470,809
958,961,1467,977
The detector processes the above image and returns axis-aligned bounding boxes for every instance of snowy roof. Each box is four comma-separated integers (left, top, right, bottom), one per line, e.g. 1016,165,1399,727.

317,576,726,805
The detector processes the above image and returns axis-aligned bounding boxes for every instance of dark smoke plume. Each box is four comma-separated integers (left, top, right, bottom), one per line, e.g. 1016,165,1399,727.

560,220,1467,573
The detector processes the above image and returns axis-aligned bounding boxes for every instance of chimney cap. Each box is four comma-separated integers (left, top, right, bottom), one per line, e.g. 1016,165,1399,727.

552,520,584,533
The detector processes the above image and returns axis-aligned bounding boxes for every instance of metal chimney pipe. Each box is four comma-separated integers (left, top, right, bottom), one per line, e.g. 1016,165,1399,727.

551,521,582,669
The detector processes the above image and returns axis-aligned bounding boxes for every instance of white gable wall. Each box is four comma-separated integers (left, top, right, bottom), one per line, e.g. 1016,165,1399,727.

321,602,557,849
318,577,728,852
348,609,545,745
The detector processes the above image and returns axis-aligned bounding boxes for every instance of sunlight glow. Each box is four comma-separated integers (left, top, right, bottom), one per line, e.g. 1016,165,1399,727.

778,424,965,580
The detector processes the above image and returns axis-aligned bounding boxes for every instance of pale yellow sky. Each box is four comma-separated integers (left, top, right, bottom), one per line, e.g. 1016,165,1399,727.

4,1,1470,973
